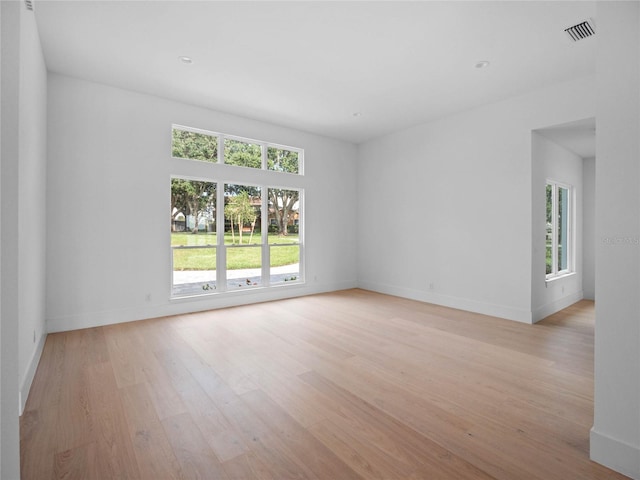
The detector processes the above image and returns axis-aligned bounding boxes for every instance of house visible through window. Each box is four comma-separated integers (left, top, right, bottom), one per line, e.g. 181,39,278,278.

171,125,303,297
546,180,573,279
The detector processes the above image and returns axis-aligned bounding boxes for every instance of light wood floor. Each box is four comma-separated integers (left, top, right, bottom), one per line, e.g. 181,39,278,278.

21,289,628,479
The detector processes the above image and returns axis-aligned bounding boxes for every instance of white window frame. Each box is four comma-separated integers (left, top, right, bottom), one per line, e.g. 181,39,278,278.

546,180,574,280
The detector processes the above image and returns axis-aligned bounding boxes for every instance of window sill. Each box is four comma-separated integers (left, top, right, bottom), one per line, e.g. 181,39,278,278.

169,280,306,302
545,271,576,284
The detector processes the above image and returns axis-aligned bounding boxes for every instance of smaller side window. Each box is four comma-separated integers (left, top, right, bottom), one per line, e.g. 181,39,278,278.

546,181,573,279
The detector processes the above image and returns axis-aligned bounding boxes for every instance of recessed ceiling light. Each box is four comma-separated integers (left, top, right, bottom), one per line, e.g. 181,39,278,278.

178,56,193,65
475,60,490,69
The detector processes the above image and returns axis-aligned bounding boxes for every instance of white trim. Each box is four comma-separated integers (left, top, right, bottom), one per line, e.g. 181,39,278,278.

545,271,577,284
216,182,226,290
590,427,640,479
47,281,357,333
261,190,270,286
19,332,47,415
261,140,268,170
172,123,218,138
358,280,533,324
532,290,583,323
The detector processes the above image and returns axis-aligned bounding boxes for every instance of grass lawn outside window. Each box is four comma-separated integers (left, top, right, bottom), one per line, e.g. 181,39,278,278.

171,232,299,270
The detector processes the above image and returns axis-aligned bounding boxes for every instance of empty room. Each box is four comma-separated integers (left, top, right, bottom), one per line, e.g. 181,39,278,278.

2,1,639,479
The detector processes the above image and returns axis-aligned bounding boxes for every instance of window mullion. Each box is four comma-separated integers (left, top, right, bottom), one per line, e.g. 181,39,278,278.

568,191,573,272
261,143,267,170
261,187,270,286
216,182,227,291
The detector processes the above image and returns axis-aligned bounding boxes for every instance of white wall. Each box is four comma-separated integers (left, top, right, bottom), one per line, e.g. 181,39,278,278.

357,76,594,323
18,0,48,414
1,0,3,465
531,132,583,322
46,74,358,332
591,2,640,478
583,157,595,300
0,2,21,477
1,1,47,477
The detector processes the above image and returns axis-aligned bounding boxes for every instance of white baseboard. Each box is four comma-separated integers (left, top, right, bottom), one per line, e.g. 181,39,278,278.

19,332,47,415
591,427,640,479
358,280,533,323
532,290,584,323
47,280,358,333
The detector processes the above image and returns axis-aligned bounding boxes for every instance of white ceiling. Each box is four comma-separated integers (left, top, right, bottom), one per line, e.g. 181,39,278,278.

33,1,596,145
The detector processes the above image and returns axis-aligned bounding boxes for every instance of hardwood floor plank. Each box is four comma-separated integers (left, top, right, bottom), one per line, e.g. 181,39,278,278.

216,317,312,376
245,366,334,428
308,418,411,480
300,370,495,480
119,382,184,479
222,452,278,480
174,325,260,395
103,323,150,388
85,361,141,479
162,412,230,480
155,348,250,462
219,398,320,480
20,408,56,480
53,442,98,480
241,389,362,480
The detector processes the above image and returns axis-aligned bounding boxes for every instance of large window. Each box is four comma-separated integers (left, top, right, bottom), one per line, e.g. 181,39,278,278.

171,126,303,297
546,181,573,279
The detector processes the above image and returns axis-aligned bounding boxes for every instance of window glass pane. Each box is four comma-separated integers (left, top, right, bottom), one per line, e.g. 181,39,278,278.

546,245,553,275
267,147,299,174
224,184,261,245
227,246,262,290
224,183,262,290
267,188,300,239
171,179,216,234
171,178,217,295
558,186,569,271
172,247,216,296
172,128,218,162
224,139,262,169
270,244,300,284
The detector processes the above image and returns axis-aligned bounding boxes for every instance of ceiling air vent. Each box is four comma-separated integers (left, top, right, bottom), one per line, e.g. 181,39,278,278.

24,0,34,11
565,19,595,42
